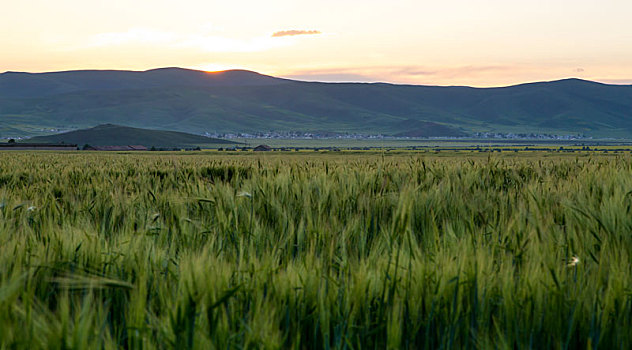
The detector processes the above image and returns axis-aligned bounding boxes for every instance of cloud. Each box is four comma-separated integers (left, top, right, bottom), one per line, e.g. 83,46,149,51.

176,35,291,53
283,65,519,84
88,28,177,47
394,65,517,80
280,64,548,87
272,30,321,37
82,27,292,53
283,72,376,83
598,78,632,85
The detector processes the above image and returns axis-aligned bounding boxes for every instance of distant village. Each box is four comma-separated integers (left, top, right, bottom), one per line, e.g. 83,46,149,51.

204,131,591,141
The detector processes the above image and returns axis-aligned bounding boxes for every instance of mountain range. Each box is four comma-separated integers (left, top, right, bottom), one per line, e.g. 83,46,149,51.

1,67,631,138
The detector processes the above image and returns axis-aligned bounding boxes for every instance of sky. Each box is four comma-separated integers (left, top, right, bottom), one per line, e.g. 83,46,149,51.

1,0,631,87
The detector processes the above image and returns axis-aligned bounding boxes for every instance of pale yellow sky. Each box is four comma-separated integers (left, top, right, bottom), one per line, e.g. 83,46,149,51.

1,0,631,86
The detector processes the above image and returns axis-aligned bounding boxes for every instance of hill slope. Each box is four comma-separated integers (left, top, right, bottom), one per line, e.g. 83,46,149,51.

0,68,287,98
26,124,237,147
1,68,631,137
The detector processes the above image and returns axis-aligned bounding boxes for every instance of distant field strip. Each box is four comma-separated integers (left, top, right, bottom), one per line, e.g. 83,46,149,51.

0,152,631,348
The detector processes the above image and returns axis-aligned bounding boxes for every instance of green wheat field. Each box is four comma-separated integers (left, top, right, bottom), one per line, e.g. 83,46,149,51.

1,151,631,349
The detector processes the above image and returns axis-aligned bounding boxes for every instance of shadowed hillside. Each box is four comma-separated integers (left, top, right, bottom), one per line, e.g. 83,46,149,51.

0,68,287,98
1,68,631,137
26,124,237,148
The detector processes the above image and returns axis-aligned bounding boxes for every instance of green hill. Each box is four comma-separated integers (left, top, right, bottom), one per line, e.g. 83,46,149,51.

1,68,631,138
25,124,237,148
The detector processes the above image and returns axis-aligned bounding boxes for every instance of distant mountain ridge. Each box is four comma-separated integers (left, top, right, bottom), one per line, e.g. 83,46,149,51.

1,68,631,138
0,68,287,98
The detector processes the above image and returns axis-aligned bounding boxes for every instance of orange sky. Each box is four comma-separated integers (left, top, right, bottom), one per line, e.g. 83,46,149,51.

1,0,631,86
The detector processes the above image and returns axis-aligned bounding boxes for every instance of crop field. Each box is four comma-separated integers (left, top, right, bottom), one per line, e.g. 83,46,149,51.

1,151,632,348
226,137,632,149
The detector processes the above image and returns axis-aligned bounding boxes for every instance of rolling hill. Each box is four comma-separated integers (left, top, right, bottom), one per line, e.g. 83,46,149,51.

1,68,631,138
25,124,237,148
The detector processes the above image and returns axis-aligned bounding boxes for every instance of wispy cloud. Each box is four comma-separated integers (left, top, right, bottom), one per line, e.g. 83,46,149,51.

88,28,177,47
175,35,291,53
281,65,536,86
392,65,516,80
272,30,321,37
599,78,632,85
283,72,376,83
82,27,294,53
286,65,515,83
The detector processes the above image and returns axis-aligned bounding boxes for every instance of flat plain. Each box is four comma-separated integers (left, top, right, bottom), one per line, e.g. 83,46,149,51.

1,150,631,348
